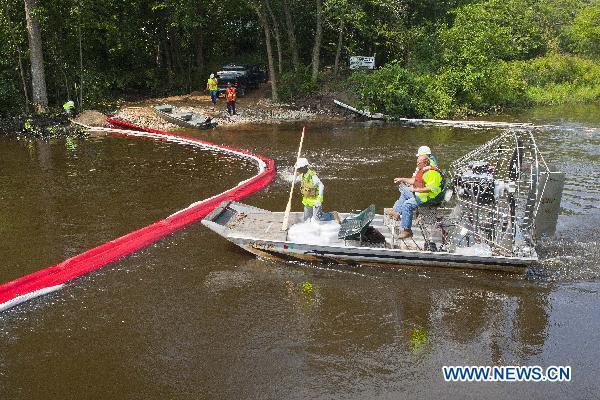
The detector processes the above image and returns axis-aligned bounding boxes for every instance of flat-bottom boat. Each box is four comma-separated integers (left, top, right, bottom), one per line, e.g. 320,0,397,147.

153,104,217,130
202,201,535,273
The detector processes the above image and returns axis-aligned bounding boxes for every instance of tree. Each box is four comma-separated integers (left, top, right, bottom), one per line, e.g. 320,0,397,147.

251,1,279,101
23,0,47,111
265,0,283,75
283,0,300,71
311,0,323,83
2,0,30,111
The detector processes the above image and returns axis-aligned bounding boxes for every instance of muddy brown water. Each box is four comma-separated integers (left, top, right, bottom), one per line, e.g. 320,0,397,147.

1,105,599,399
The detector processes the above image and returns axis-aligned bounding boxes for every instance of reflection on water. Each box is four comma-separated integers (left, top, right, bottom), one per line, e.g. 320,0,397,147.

1,106,600,398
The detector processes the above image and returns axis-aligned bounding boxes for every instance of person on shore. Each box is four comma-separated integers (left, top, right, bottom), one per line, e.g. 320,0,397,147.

387,154,442,239
295,158,340,223
63,99,76,117
225,82,237,115
206,73,218,109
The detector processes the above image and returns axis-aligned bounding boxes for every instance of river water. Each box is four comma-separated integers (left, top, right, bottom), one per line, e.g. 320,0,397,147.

1,105,599,399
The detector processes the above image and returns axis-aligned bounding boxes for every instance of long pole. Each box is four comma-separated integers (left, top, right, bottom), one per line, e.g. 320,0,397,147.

281,126,306,231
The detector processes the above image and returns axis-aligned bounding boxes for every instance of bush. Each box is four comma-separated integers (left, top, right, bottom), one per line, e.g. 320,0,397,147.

278,66,319,101
349,62,455,118
566,0,600,57
510,54,600,104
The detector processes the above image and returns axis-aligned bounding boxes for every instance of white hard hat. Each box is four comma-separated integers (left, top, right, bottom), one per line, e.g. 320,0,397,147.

416,145,432,157
210,73,215,78
295,158,309,169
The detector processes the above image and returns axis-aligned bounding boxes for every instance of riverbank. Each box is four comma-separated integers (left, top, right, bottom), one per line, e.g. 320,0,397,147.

108,85,347,131
0,112,86,138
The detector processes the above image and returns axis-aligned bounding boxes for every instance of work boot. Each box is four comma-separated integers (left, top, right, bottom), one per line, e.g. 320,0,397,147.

332,211,341,224
385,209,400,220
398,229,413,239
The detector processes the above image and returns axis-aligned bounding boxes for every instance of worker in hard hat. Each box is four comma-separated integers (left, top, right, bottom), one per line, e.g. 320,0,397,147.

413,145,438,176
206,73,218,109
387,154,443,239
295,158,340,223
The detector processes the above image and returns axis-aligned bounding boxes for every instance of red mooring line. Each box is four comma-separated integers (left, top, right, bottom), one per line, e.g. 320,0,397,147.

0,118,276,312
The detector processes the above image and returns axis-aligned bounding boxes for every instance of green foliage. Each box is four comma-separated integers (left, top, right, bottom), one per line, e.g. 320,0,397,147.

513,54,600,104
278,66,319,101
566,0,600,57
0,0,598,117
349,62,455,118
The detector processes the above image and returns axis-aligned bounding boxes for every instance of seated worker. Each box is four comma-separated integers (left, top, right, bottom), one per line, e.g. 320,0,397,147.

295,158,340,223
388,154,442,239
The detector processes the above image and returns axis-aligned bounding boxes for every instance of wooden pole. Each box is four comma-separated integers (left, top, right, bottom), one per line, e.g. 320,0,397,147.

281,126,306,231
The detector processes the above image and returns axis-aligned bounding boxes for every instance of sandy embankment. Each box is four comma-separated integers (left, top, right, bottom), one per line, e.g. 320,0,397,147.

75,86,346,131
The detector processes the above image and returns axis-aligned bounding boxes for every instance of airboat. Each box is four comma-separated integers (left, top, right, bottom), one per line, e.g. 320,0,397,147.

202,131,564,272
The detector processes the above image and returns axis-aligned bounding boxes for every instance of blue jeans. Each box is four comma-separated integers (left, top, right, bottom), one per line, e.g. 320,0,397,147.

210,90,218,104
393,185,421,229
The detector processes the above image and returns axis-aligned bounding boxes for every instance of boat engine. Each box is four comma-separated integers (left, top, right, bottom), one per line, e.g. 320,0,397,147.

453,161,496,206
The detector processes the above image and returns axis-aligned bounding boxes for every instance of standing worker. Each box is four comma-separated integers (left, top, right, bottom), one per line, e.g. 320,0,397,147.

63,99,76,117
295,158,340,223
225,82,237,115
206,73,218,110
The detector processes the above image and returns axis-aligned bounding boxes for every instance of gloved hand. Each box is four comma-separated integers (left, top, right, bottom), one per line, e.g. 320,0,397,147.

314,196,323,208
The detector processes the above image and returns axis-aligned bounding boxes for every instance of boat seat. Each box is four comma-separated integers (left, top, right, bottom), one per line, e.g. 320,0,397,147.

179,112,193,121
414,178,451,251
338,204,376,244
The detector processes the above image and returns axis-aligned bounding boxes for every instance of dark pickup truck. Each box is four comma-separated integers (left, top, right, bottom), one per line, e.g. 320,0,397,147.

216,63,265,96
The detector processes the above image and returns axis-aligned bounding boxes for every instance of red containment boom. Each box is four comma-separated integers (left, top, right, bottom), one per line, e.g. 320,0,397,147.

0,118,276,312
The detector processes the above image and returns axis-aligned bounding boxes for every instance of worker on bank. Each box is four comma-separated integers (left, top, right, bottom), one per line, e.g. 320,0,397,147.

295,158,340,223
63,99,76,117
388,154,442,239
225,82,237,115
206,73,218,110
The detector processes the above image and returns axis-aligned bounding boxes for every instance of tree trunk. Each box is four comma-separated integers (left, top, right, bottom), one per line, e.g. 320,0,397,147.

283,0,299,72
78,4,83,108
334,19,344,76
23,0,47,111
265,0,283,75
252,3,278,102
3,0,30,111
194,30,204,70
311,0,323,83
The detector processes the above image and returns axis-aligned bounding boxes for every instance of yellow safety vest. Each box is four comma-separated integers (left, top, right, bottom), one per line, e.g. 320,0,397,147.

416,169,442,203
300,169,322,207
207,78,218,91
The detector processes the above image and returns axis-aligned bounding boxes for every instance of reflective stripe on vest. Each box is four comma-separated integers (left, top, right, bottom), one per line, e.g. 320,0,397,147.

416,169,442,203
208,78,218,91
300,169,322,207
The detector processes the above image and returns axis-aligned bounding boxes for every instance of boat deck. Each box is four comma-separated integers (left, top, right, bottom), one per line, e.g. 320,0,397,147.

225,209,446,251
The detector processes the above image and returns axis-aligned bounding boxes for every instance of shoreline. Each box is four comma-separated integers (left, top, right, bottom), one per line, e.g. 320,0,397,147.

110,90,347,131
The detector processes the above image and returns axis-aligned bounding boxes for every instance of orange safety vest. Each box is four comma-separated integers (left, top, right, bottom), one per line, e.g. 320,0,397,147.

225,87,237,102
414,165,440,188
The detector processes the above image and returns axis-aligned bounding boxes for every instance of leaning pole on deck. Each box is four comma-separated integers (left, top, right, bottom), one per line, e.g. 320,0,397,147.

281,126,306,231
0,118,276,312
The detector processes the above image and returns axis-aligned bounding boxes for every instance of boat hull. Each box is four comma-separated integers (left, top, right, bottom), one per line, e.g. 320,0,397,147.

202,201,535,273
153,105,217,130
